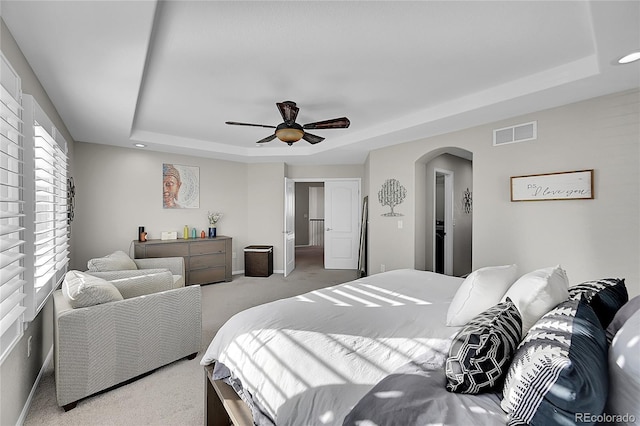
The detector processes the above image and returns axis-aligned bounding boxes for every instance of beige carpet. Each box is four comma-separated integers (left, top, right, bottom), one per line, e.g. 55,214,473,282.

24,246,357,426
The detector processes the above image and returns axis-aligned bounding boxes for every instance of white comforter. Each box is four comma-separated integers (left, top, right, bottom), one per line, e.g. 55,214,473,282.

201,269,464,425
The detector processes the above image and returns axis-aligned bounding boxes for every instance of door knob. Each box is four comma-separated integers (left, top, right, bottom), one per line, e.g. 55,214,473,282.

326,228,332,231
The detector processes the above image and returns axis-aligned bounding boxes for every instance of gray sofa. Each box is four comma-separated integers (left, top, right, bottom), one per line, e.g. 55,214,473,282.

53,263,201,410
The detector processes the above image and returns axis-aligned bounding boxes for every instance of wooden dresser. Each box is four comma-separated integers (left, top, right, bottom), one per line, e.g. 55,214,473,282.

133,236,232,285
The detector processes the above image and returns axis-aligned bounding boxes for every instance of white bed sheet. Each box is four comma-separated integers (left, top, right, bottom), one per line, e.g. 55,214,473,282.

201,269,464,425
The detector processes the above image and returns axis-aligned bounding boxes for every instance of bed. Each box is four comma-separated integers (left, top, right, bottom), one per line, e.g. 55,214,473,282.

201,268,639,426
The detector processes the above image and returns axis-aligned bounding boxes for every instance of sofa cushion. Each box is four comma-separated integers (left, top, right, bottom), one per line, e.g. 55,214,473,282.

446,265,518,326
501,298,608,426
87,250,137,272
62,270,123,308
568,278,628,329
502,265,569,334
445,298,522,394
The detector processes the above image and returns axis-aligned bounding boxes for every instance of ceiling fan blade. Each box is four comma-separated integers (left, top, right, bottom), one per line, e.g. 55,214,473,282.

276,101,299,123
302,132,325,144
303,117,350,130
256,134,277,144
225,121,276,129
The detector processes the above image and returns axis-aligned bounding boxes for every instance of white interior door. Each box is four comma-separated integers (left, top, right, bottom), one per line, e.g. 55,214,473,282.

284,178,295,276
325,180,360,269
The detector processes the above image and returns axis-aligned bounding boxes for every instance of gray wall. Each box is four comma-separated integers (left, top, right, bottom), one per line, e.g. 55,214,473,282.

70,150,364,276
368,89,639,297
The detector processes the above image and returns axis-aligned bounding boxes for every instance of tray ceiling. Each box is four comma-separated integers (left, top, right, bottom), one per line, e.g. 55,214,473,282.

2,1,639,164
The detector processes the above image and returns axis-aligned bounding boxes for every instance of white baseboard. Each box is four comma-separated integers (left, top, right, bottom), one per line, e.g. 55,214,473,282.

17,345,53,426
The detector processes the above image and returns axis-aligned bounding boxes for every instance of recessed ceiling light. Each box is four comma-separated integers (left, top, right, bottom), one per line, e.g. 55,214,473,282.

134,143,146,148
618,51,640,64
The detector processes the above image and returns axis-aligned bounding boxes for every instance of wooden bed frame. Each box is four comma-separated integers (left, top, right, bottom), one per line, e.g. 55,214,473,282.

204,363,253,426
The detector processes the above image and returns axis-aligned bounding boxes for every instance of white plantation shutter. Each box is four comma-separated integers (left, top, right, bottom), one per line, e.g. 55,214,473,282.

0,53,26,363
23,95,69,321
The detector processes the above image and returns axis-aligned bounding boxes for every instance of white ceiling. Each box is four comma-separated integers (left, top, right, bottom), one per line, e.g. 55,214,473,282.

2,1,639,165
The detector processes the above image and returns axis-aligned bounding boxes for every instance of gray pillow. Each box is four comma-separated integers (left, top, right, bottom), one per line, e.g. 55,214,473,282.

87,250,137,272
62,270,123,308
605,308,640,422
606,295,640,344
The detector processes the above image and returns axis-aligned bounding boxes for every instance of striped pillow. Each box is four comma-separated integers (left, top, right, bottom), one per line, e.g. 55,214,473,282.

568,278,627,329
501,298,608,425
445,298,522,394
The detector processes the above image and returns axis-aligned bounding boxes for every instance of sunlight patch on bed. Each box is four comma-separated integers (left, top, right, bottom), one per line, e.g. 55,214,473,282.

343,285,404,306
360,284,432,305
301,283,434,308
310,289,352,306
319,410,335,423
373,390,404,399
333,289,381,307
616,354,626,368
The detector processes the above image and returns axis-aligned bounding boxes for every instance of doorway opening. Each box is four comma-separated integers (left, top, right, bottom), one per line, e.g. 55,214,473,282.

295,182,325,269
434,169,453,275
415,148,473,277
284,178,361,276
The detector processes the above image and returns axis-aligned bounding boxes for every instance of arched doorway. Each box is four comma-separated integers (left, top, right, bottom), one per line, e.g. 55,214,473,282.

415,147,473,277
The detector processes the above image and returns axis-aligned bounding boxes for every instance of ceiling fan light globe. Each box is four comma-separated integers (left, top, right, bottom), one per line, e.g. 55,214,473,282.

275,128,304,143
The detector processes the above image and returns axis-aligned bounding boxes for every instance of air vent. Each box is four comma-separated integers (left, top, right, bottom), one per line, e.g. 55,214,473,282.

493,121,537,146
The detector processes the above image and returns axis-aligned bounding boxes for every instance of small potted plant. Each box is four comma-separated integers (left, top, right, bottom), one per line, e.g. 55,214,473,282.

207,211,223,238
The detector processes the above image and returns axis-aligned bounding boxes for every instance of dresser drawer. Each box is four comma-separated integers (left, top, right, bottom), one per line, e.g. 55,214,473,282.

190,253,225,270
145,243,189,257
190,240,226,255
190,268,226,285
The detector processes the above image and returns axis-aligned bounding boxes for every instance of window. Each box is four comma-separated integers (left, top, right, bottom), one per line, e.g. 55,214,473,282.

0,53,26,363
0,52,70,364
22,95,69,322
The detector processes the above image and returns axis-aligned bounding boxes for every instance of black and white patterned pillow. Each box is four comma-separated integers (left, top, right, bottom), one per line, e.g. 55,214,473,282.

568,278,628,329
445,298,522,394
501,298,608,426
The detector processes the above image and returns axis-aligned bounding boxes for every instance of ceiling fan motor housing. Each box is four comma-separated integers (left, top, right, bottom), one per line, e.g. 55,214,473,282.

275,122,304,144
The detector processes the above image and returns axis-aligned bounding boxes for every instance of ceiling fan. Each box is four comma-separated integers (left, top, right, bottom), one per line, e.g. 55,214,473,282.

225,101,350,146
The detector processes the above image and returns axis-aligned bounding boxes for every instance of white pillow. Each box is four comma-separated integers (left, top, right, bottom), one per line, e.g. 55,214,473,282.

502,265,569,334
446,265,518,326
87,250,137,272
62,270,123,308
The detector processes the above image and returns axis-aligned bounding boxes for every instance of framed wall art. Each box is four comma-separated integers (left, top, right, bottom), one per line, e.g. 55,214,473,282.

162,163,200,208
510,169,593,202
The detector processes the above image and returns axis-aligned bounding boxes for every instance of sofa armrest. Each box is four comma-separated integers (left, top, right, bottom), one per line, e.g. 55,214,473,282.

53,285,202,407
134,257,185,277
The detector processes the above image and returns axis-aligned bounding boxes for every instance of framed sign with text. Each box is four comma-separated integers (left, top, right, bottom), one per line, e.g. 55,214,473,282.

511,169,594,201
